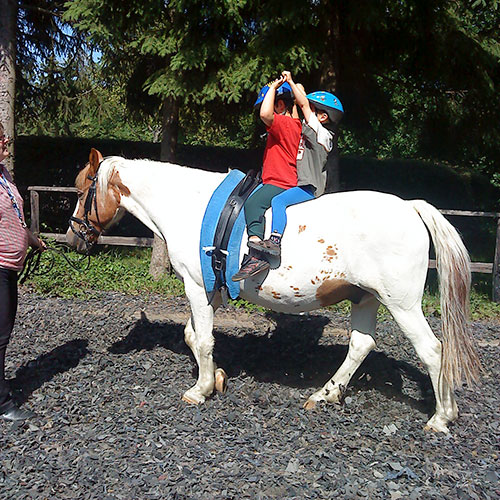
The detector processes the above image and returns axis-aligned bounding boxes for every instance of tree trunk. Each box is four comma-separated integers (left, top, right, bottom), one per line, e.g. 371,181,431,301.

319,0,341,192
149,97,179,279
324,152,340,194
0,0,17,176
160,96,179,163
318,1,340,92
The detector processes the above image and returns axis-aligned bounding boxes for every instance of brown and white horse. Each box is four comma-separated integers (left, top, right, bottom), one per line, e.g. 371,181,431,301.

66,148,481,433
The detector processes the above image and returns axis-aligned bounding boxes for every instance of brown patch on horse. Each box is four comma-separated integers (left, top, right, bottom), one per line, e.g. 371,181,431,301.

74,162,121,234
316,279,368,307
110,171,131,197
75,163,91,191
97,183,121,226
89,148,103,176
75,148,104,191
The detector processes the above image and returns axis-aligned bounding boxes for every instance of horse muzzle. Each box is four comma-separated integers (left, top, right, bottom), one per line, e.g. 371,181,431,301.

67,216,100,254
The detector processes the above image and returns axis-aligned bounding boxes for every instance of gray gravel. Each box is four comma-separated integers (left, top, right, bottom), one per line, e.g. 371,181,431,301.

1,290,499,499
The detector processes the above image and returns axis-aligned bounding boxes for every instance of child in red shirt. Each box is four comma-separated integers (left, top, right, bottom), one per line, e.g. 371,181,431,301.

232,76,302,281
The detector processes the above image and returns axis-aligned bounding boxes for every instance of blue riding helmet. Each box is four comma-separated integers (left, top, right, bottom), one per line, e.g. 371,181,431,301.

254,82,294,107
306,91,344,123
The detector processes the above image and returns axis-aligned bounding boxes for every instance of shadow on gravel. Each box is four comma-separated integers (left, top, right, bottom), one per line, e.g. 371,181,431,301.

9,339,89,404
109,312,434,416
109,312,190,356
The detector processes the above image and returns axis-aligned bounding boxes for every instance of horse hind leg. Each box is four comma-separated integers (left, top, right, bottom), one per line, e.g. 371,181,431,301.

388,305,458,433
305,294,379,409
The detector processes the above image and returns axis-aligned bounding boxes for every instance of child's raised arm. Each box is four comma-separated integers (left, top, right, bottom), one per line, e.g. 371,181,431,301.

282,71,312,122
259,76,285,127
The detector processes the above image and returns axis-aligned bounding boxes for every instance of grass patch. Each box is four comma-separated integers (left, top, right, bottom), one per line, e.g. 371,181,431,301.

21,246,500,321
23,246,184,299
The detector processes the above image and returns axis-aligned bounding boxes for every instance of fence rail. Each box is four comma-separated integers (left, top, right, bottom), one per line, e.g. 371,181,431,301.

28,186,500,302
28,186,153,247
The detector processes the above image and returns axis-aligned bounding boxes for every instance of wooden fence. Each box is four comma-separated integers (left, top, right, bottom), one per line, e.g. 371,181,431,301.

28,186,153,248
28,186,500,302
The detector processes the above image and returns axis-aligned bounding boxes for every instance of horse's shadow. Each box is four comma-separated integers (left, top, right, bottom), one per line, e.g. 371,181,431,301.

9,339,90,405
109,312,434,416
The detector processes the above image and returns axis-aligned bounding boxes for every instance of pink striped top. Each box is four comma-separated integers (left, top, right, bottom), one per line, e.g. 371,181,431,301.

0,164,28,271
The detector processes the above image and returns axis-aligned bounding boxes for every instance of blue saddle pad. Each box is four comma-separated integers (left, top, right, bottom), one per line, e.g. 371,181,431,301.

200,170,252,300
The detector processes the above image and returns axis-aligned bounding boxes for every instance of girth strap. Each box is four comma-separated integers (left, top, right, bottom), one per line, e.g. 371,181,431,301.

208,169,261,305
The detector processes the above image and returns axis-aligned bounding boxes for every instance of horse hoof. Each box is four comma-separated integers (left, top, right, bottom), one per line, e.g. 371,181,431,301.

424,414,450,434
181,394,201,405
424,424,449,434
215,368,228,394
303,399,317,410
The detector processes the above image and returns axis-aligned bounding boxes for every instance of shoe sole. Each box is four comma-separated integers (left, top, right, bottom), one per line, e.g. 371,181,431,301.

248,264,270,277
232,264,270,282
247,241,281,256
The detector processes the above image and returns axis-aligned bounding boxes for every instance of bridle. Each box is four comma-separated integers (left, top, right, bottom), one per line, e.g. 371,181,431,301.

69,173,102,252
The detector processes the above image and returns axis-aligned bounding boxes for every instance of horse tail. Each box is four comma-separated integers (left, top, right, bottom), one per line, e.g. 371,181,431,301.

410,199,481,388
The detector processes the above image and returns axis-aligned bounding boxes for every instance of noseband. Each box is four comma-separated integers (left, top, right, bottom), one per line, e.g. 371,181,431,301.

69,173,102,252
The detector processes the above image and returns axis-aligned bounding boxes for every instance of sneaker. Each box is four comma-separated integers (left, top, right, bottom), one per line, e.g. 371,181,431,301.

0,399,37,422
248,238,281,256
231,256,270,281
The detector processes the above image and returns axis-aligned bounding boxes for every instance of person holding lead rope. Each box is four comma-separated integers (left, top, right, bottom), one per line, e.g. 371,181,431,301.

0,122,46,422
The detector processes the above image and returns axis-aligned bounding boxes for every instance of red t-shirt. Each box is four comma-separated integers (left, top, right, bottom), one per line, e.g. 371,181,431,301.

262,113,302,189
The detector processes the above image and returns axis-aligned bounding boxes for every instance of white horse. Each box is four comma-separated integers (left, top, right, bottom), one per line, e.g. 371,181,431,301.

66,149,480,433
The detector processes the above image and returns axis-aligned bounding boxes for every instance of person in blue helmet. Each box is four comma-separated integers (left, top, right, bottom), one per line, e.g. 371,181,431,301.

232,75,302,281
247,70,344,258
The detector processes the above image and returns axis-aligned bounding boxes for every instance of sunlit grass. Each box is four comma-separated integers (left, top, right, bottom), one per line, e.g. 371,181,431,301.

22,246,500,321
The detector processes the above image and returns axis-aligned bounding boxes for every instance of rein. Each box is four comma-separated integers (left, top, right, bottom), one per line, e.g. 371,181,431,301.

23,167,109,283
19,242,91,285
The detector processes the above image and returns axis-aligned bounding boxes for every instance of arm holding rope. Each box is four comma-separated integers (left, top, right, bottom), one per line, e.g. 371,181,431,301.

26,228,46,252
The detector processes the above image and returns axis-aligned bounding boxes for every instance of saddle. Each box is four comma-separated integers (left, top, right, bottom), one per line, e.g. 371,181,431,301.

200,169,261,305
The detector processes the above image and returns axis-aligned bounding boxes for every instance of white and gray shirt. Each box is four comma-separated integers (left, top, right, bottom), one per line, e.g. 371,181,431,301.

296,112,334,197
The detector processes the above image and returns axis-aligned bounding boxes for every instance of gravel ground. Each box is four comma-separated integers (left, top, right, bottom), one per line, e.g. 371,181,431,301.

1,290,499,500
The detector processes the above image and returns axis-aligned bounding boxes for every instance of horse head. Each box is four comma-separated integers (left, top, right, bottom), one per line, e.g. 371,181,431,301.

66,148,126,253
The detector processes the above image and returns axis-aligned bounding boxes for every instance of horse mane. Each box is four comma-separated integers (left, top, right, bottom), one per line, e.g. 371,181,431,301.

75,156,124,192
96,156,223,194
97,156,126,193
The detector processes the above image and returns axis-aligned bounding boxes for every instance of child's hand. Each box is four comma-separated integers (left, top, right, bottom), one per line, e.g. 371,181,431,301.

269,75,285,89
282,71,293,83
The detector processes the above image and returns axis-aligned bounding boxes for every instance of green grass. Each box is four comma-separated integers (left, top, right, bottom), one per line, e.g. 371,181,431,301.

23,246,184,299
22,246,500,321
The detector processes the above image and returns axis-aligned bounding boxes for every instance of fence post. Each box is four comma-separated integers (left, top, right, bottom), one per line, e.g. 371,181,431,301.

29,189,39,234
493,215,500,303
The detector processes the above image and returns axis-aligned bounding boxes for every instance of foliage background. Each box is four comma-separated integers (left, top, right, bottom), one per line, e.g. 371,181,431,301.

10,0,499,198
6,0,500,303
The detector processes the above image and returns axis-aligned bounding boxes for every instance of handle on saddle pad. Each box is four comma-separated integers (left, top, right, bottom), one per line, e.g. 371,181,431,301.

237,170,260,197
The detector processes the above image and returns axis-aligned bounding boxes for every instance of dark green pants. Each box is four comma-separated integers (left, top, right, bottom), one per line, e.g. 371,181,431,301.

245,184,285,239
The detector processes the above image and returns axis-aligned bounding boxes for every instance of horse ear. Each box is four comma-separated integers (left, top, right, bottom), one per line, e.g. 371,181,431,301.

88,148,103,176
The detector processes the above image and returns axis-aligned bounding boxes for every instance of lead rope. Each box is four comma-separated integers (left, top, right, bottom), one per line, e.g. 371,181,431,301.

0,171,27,228
19,241,91,285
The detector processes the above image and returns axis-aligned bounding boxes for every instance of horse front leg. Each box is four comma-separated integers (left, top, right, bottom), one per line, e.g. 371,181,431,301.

181,280,222,404
305,295,379,409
